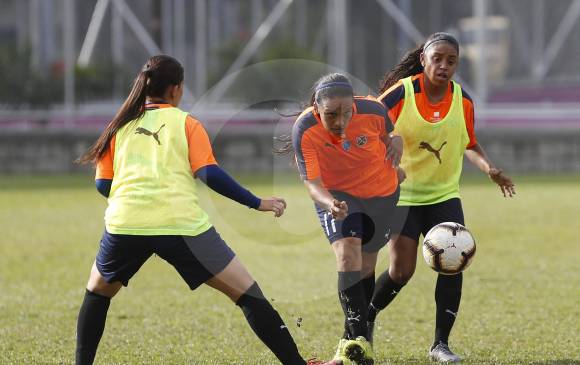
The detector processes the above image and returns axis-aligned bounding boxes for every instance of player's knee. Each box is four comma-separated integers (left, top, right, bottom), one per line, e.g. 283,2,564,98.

390,266,415,284
333,238,362,271
87,276,122,298
336,251,359,271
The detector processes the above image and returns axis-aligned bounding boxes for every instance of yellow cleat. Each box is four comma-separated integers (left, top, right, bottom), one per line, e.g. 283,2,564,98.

332,338,352,364
343,336,374,365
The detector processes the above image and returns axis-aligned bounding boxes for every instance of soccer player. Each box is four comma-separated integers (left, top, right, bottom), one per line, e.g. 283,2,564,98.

368,32,516,363
290,73,403,364
75,55,336,365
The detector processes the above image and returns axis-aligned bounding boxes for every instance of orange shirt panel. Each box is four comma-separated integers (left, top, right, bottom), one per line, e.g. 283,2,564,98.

185,115,218,173
378,73,477,148
293,99,398,198
94,105,217,180
96,135,115,180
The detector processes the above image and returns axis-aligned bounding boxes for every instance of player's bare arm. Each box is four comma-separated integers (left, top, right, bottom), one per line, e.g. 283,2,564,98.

466,143,516,197
303,178,348,220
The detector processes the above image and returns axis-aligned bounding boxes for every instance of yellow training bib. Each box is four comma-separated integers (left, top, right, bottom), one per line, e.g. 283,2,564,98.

395,77,469,205
105,107,212,235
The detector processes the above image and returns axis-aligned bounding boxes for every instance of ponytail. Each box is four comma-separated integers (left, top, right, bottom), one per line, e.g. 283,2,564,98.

77,55,183,164
379,45,423,94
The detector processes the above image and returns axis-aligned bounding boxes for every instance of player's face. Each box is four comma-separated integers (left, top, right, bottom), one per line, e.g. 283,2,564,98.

421,42,459,87
316,96,354,137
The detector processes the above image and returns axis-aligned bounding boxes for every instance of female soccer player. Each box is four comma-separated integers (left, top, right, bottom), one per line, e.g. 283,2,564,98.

368,32,516,363
290,73,403,364
75,55,334,365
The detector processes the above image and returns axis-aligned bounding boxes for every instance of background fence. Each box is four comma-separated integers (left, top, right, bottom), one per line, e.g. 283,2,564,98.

1,0,580,173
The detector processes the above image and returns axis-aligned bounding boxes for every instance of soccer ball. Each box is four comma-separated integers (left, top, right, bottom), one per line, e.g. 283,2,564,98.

422,222,476,275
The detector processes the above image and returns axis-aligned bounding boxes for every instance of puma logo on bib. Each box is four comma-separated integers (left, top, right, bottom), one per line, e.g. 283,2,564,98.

135,124,166,145
419,141,447,164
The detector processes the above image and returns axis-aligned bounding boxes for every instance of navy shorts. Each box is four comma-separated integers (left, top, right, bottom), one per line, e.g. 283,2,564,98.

315,187,400,252
394,198,465,243
95,227,235,289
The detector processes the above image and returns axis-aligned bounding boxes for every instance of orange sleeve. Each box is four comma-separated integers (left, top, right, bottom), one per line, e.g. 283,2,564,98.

298,132,321,180
95,135,115,180
463,98,477,148
185,115,218,174
377,79,405,125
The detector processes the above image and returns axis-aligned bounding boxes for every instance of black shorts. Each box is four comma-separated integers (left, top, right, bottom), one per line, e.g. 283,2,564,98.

394,198,465,243
315,187,400,252
95,227,235,289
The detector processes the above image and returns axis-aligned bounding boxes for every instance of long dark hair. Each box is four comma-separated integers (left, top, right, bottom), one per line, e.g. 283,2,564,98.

379,45,424,94
378,32,460,93
274,72,354,154
77,55,184,164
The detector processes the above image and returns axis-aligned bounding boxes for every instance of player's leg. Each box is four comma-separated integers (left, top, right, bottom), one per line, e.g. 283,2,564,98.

208,258,307,365
332,236,368,339
76,232,151,365
368,204,422,324
160,228,307,365
338,250,375,343
424,198,465,362
315,192,372,363
358,192,397,346
361,251,378,308
76,263,122,365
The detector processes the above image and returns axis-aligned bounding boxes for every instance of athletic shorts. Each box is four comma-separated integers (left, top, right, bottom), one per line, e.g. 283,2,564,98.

95,227,235,289
394,198,465,243
315,187,400,252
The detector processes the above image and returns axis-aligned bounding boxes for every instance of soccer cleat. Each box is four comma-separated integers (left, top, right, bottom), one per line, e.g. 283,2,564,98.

429,342,462,363
343,336,374,365
366,321,375,345
306,359,343,365
333,338,350,363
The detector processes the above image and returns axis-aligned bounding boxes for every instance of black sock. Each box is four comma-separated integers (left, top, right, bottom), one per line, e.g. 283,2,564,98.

337,271,368,339
75,289,111,365
342,272,375,339
368,270,406,322
236,282,305,365
434,273,463,346
362,272,376,308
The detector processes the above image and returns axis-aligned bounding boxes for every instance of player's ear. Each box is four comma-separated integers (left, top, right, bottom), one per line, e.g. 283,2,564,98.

420,52,426,67
170,83,181,99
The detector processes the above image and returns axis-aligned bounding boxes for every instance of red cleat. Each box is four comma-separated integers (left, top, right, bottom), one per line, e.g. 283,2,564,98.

306,359,343,365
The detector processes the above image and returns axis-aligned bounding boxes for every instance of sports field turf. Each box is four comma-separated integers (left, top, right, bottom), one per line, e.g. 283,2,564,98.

0,174,578,364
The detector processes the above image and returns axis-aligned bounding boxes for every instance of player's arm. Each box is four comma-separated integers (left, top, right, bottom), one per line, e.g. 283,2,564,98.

195,165,286,217
303,178,348,220
378,85,404,169
95,136,115,198
188,116,285,216
95,179,112,197
381,133,403,168
465,143,515,198
292,119,347,219
462,104,515,197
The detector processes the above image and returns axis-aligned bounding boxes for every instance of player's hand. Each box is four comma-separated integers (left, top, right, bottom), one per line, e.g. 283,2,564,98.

386,135,403,168
329,199,348,220
396,167,407,184
488,168,516,198
258,197,287,217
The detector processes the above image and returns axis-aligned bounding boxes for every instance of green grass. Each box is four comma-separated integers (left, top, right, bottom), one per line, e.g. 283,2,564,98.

0,174,579,364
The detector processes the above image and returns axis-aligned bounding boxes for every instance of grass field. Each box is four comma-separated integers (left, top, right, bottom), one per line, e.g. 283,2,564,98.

0,173,579,364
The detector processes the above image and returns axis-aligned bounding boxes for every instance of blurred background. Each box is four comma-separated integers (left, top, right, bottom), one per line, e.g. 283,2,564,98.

1,0,580,174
